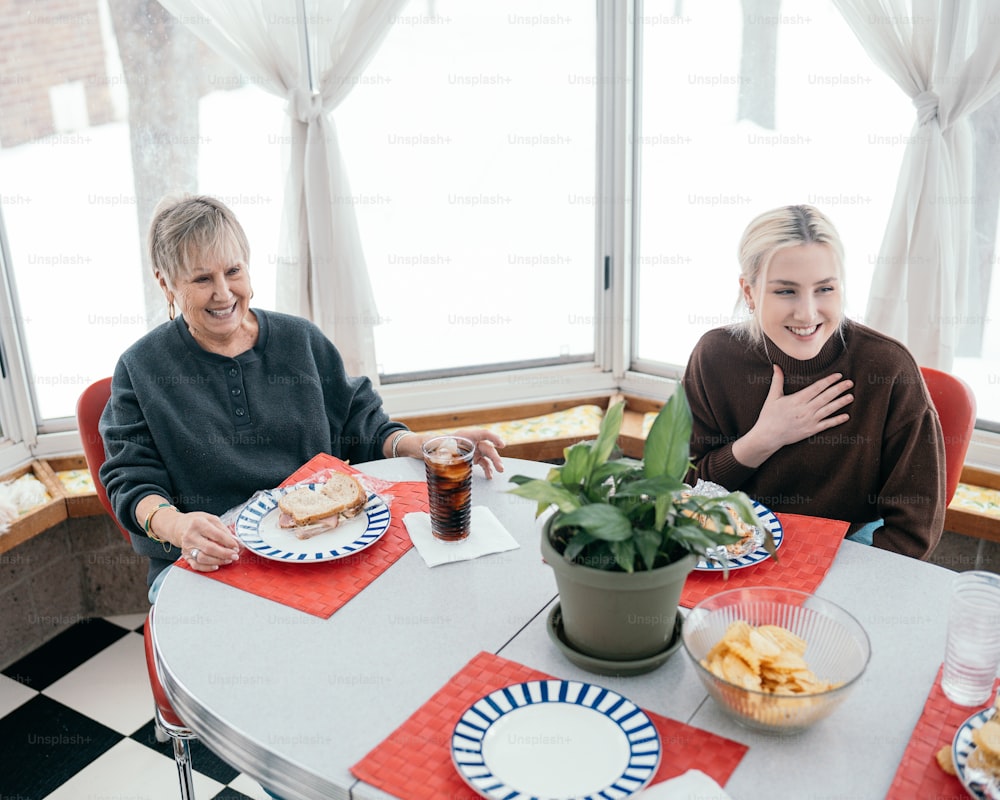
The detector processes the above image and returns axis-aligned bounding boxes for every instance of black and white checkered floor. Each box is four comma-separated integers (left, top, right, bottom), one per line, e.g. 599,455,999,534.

0,614,272,800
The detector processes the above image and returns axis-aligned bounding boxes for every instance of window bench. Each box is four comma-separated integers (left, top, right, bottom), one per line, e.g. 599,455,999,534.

0,458,148,670
400,395,1000,554
946,466,1000,544
0,457,104,556
396,396,613,462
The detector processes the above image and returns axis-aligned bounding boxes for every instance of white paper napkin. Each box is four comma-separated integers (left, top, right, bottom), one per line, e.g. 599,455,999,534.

403,506,519,567
634,770,733,799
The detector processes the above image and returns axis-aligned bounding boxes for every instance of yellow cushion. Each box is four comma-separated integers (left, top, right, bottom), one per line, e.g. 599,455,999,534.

430,405,604,445
642,411,659,437
56,468,95,496
949,482,1000,519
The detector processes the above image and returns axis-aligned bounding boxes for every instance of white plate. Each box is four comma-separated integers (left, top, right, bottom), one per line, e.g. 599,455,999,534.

954,708,999,800
451,679,661,799
695,501,783,572
234,485,390,562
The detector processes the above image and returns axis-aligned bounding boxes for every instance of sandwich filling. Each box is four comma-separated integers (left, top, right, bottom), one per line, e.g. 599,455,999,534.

276,473,366,539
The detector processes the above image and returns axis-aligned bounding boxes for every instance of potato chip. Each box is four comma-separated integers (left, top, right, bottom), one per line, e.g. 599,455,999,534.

720,651,762,691
725,639,764,673
700,620,840,697
748,628,782,658
935,744,956,775
756,624,808,655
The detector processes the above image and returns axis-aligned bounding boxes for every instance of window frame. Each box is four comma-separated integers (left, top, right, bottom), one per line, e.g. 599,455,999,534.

0,208,37,470
0,0,998,476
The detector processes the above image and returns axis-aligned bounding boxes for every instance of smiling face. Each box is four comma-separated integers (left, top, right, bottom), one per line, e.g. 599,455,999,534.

741,243,843,360
159,236,254,352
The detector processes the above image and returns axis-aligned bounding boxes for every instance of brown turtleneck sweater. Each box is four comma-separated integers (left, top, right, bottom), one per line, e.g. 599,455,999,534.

682,320,946,560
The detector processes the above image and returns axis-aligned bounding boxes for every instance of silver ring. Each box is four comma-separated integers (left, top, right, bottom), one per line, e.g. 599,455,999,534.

189,547,201,564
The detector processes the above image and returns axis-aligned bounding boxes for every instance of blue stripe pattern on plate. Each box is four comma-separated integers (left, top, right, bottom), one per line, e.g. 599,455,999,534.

451,679,661,799
953,708,994,800
695,500,784,572
234,486,391,563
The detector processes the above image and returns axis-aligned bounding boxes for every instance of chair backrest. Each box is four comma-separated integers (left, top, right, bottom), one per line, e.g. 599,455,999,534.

76,377,130,541
920,366,976,505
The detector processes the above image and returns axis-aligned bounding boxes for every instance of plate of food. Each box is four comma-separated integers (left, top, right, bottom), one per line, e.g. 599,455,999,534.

234,472,391,562
953,702,1000,799
694,500,783,572
451,679,661,799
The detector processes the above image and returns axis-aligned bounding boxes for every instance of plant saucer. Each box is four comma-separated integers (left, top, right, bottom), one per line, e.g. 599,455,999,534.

546,602,683,677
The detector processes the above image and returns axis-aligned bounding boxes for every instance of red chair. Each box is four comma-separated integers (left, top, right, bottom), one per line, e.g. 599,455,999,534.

920,366,977,505
77,378,126,539
77,378,198,799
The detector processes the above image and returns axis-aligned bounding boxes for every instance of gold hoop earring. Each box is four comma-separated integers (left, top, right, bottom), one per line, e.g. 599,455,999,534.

168,301,176,321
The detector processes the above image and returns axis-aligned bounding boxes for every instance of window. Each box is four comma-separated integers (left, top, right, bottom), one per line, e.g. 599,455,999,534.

634,0,1000,427
0,0,596,434
0,0,284,434
0,0,997,470
337,0,597,377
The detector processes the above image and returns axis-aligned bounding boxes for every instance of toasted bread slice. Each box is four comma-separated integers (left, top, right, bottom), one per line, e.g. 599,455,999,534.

278,486,343,527
319,472,366,516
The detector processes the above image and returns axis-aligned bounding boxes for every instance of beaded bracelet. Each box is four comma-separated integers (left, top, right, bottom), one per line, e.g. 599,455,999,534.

391,431,415,459
143,502,176,542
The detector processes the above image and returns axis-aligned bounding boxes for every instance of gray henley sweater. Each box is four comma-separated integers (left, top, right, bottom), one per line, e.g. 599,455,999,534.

99,309,405,585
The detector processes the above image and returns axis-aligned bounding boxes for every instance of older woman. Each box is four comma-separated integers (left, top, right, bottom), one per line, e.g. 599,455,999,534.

682,204,946,559
100,194,504,593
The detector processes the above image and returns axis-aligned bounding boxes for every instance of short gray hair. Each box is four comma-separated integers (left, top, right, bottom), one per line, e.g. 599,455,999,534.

148,194,250,285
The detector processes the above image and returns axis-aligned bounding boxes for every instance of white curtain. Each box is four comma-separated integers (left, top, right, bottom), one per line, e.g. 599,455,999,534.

156,0,407,381
833,0,1000,370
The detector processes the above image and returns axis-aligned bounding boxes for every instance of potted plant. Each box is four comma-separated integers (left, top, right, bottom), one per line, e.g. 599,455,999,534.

509,387,774,667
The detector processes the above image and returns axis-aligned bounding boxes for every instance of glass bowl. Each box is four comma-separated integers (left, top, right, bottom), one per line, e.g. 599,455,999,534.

681,587,871,734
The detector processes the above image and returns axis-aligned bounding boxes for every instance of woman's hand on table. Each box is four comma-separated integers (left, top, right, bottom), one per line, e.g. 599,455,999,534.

139,497,242,572
171,511,242,572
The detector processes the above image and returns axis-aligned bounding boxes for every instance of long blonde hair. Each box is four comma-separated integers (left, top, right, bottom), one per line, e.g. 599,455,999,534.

734,204,846,344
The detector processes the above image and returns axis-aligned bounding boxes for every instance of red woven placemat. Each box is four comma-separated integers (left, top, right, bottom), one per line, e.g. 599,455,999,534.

177,454,426,618
350,650,748,799
680,513,847,608
886,665,1000,799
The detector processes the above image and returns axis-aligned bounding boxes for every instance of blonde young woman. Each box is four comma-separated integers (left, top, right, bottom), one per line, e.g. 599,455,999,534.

682,204,946,559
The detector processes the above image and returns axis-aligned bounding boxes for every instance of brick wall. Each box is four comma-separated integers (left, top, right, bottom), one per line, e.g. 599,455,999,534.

0,0,115,146
0,514,148,669
0,0,242,148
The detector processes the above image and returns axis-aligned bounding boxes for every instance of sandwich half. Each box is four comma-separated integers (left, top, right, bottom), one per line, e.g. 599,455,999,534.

277,473,366,539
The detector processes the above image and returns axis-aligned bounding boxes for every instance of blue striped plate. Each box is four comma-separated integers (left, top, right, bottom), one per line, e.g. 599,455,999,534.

451,679,661,799
234,485,390,563
953,708,997,799
695,500,784,572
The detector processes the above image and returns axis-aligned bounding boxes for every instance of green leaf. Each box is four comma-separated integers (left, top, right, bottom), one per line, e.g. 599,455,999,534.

560,442,594,488
612,476,685,499
589,401,625,469
644,389,693,480
590,460,641,485
555,504,634,542
507,480,582,514
669,517,735,551
610,539,637,572
562,530,597,562
633,527,662,570
654,493,670,532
